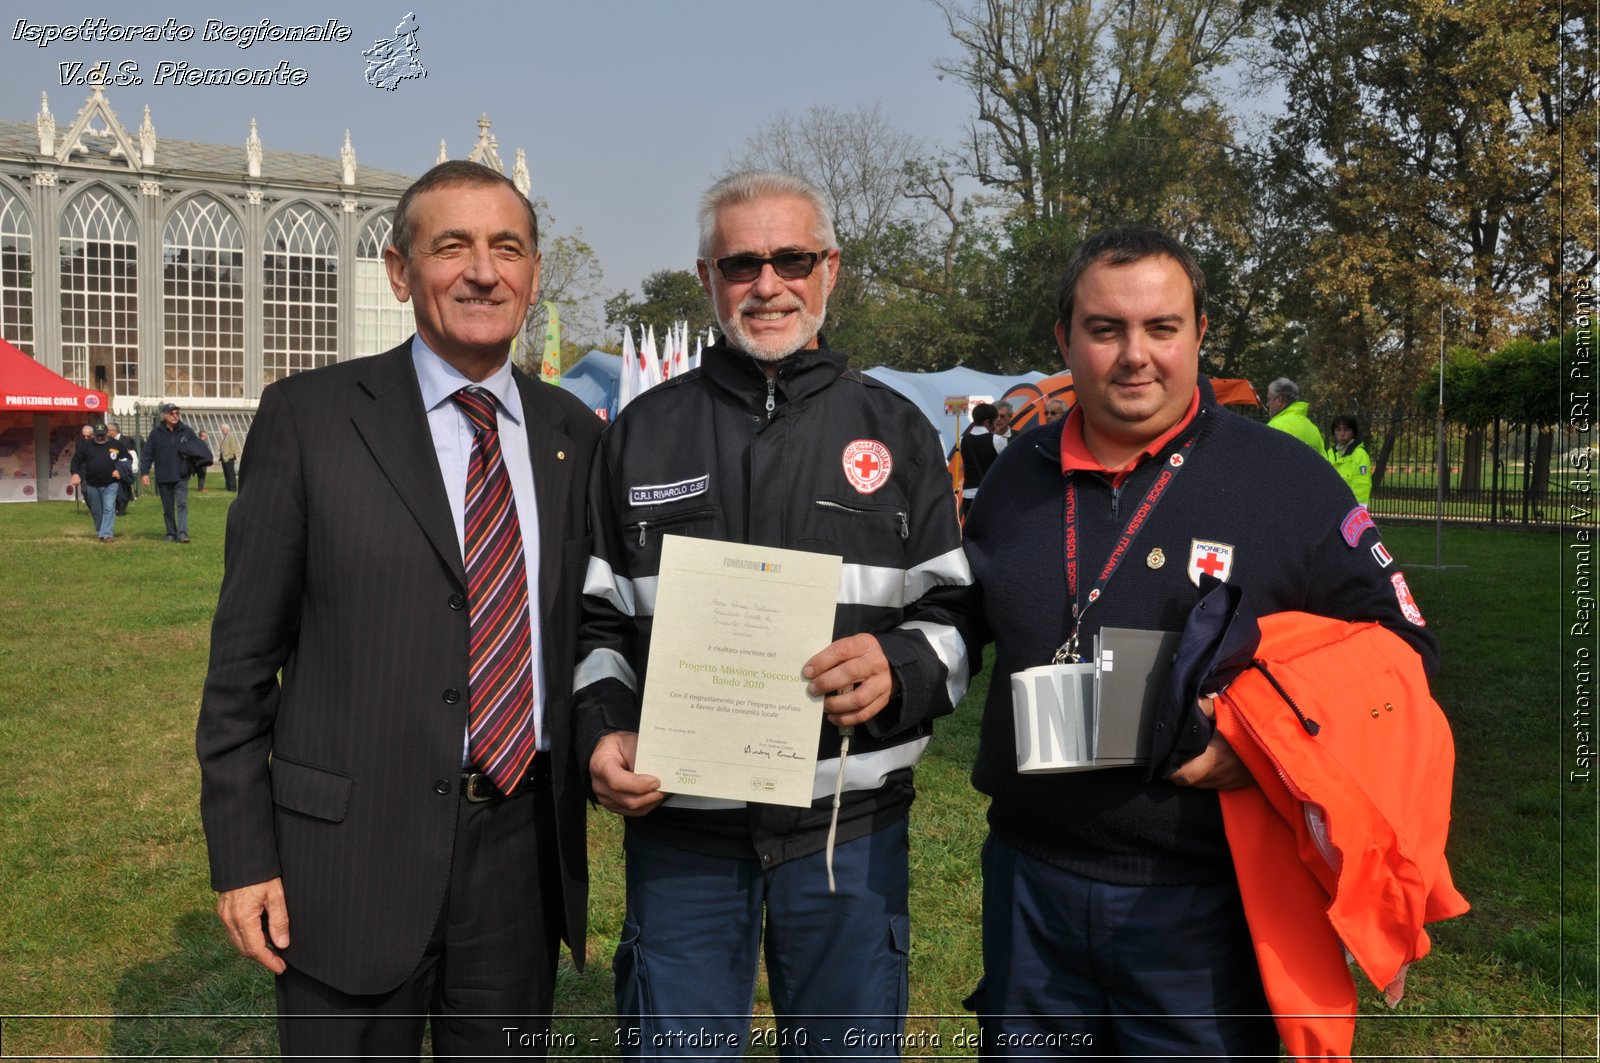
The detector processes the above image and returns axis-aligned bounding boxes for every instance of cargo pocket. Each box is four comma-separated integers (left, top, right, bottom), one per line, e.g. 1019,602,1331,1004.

889,909,911,1021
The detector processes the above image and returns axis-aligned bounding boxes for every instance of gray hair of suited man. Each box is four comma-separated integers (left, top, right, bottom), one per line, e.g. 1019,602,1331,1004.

697,170,839,259
389,159,539,260
1268,378,1301,403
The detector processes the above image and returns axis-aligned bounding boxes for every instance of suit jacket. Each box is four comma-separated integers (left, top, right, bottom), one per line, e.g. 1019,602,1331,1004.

197,341,601,995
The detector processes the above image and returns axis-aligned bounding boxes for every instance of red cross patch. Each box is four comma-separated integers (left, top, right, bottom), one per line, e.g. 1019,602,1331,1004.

842,439,893,494
1187,539,1235,586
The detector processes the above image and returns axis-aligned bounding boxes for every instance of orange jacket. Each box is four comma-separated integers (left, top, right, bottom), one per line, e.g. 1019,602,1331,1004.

1214,613,1470,1061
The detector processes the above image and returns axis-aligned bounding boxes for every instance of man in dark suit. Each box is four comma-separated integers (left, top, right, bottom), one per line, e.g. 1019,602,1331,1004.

196,160,600,1058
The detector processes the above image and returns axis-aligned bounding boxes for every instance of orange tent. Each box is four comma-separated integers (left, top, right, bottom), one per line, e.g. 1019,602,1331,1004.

1001,373,1261,432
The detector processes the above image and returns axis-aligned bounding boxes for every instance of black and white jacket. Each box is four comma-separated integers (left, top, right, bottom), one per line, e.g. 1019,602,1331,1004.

574,340,973,866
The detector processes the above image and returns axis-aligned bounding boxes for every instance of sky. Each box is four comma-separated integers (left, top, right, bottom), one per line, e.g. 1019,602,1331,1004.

0,1,980,334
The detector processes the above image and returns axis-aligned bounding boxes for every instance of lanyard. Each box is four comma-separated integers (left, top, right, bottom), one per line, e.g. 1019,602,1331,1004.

1058,437,1195,662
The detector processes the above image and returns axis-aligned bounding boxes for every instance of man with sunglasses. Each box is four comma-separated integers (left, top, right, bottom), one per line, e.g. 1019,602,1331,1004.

576,171,972,1057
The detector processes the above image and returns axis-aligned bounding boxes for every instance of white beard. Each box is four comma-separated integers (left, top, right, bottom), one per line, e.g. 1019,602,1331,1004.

718,262,830,361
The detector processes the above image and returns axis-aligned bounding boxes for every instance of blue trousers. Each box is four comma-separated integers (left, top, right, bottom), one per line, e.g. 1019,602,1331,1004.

976,835,1278,1060
92,482,119,538
157,478,188,538
614,819,911,1061
82,481,104,531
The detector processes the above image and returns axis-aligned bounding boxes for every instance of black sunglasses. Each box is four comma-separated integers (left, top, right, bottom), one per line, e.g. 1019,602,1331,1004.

708,250,825,283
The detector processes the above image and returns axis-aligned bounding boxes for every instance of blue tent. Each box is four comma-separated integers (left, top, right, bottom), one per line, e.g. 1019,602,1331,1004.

561,350,622,419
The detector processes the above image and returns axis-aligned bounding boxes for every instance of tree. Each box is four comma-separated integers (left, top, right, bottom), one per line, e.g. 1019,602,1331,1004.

513,197,607,374
729,103,922,267
1262,0,1597,421
931,0,1266,372
603,269,716,343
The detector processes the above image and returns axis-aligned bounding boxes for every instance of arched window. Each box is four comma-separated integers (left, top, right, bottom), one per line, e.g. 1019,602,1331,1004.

163,195,244,398
354,213,411,356
59,187,137,393
0,187,34,354
262,205,338,383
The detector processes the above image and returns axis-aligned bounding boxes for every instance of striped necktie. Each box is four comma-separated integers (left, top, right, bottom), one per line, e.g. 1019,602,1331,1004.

451,386,536,794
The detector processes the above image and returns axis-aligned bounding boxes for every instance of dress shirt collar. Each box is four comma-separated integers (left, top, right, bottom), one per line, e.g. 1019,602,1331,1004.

410,335,523,426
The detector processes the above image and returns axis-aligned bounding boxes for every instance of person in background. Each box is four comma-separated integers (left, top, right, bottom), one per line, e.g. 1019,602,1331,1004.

141,403,200,543
960,402,1001,518
106,421,136,514
69,422,130,542
1042,398,1068,424
218,424,242,492
1326,414,1373,506
194,430,211,491
1265,378,1324,451
992,399,1015,452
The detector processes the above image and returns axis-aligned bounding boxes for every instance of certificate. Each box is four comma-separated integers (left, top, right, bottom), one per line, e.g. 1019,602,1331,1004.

634,535,842,808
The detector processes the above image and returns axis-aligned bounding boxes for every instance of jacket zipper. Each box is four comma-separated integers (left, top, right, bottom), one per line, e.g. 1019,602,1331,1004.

765,377,776,421
814,499,910,539
628,507,717,547
1250,661,1322,735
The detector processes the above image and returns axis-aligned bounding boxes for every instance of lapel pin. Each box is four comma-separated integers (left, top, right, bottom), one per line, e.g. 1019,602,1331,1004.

1147,548,1166,570
556,450,566,460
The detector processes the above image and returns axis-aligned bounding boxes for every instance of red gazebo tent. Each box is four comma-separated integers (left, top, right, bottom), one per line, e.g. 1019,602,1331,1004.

0,336,110,502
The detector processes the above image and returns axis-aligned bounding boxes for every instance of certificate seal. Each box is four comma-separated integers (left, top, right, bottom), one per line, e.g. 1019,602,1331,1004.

842,439,893,495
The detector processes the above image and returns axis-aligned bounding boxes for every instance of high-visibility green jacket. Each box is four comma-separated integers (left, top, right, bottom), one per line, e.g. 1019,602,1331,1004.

1268,401,1325,452
1327,441,1373,505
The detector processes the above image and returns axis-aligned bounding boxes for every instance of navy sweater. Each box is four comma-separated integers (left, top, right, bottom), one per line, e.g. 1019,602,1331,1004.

961,379,1438,885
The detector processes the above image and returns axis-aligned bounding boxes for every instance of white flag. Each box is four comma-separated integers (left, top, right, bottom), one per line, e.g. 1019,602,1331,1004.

618,326,639,411
644,325,663,388
669,320,690,378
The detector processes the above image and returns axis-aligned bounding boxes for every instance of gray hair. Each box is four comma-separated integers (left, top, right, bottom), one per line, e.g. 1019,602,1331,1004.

995,400,1015,415
698,170,838,259
1268,378,1301,403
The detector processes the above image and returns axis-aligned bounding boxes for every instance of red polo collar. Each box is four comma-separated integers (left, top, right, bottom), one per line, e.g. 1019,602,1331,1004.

1059,388,1201,487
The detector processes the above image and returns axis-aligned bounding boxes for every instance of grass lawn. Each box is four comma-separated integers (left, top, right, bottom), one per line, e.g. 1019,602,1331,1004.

0,496,1594,1058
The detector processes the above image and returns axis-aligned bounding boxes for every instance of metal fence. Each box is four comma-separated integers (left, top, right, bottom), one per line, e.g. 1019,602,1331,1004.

1348,410,1586,529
